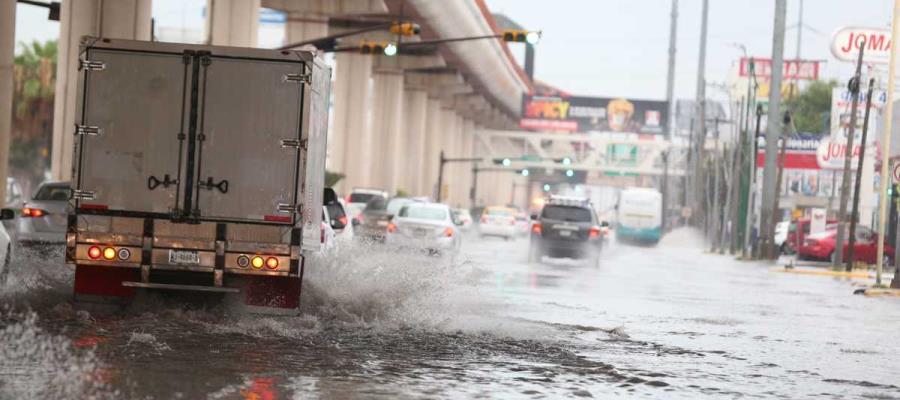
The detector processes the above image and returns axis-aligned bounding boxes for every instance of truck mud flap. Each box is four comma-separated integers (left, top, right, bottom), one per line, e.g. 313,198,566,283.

74,265,139,298
233,275,302,310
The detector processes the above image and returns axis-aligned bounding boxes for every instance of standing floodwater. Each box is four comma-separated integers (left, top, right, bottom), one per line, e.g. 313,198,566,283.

0,230,899,398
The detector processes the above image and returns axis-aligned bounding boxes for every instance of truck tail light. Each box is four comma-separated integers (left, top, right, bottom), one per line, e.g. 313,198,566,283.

251,256,265,269
265,257,279,270
589,226,601,239
387,222,397,233
22,207,45,218
531,223,542,234
236,255,250,268
117,248,131,261
102,247,116,260
444,227,454,237
88,246,102,260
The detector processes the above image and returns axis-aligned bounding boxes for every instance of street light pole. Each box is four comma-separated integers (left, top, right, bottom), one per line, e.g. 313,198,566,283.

878,0,900,288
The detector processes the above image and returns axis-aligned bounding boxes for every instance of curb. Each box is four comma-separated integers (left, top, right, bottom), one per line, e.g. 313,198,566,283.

770,266,879,279
853,287,900,296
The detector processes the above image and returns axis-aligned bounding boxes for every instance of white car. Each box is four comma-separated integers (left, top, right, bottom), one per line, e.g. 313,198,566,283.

17,181,70,246
775,220,790,254
478,206,518,240
0,208,15,283
386,202,461,256
454,208,473,232
320,206,337,251
346,188,388,210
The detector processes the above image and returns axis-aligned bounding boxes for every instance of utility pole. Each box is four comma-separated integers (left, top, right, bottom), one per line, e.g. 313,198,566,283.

759,0,787,260
711,118,722,252
879,0,900,288
833,40,866,269
846,78,875,272
749,104,764,259
663,0,678,233
690,0,709,227
741,61,758,259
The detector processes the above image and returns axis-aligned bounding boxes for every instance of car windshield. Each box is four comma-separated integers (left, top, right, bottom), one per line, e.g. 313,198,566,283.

364,198,387,211
542,205,592,222
386,198,414,215
33,184,71,201
486,208,513,217
400,205,447,221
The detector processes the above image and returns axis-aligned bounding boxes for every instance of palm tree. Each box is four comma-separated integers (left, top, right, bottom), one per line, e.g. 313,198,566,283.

12,40,57,193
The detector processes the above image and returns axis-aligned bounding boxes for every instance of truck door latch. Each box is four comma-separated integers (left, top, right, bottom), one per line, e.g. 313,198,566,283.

280,139,306,149
282,73,311,84
75,125,102,136
79,60,106,71
72,190,96,201
277,203,297,213
198,177,229,194
148,174,178,190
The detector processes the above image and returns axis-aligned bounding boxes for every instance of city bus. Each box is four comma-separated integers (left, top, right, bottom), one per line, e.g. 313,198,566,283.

615,188,662,245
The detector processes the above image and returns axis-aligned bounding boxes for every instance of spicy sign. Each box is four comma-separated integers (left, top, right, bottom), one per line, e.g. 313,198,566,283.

738,58,820,80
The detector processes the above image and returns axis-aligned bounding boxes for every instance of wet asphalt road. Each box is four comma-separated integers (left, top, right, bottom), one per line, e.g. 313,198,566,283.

0,228,899,399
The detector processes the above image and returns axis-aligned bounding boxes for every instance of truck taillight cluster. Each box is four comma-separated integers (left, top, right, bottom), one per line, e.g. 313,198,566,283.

236,255,279,270
87,245,131,261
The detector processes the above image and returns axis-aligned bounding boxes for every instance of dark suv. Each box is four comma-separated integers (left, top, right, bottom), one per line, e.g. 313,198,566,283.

528,196,604,266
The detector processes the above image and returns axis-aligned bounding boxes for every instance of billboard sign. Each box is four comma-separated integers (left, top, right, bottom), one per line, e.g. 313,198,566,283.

830,87,886,142
831,27,892,64
520,95,668,134
738,57,820,80
816,137,868,170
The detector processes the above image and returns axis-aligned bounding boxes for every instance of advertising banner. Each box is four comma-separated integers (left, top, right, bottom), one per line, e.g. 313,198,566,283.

831,27,892,64
738,57,820,80
830,86,885,142
520,95,668,134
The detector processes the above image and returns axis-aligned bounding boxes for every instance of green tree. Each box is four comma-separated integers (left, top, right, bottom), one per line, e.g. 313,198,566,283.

785,79,836,135
325,170,344,188
12,40,57,192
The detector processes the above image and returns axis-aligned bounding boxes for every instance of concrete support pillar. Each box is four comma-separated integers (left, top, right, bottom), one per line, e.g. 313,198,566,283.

402,89,428,195
422,97,442,198
369,70,405,194
286,13,328,44
461,119,475,208
331,53,373,193
0,0,15,203
450,114,466,206
51,0,153,180
437,108,456,202
207,0,259,47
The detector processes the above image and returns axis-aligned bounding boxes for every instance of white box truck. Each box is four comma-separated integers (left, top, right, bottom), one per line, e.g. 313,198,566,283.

65,37,330,311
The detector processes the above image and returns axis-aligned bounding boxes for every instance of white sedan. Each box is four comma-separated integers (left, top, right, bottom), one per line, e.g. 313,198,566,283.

386,203,461,256
0,208,14,283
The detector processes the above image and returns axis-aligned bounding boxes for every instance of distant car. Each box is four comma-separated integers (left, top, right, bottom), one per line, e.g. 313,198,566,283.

320,206,337,251
386,202,461,256
529,196,604,266
514,212,530,236
356,197,420,242
346,188,388,209
324,188,352,244
478,206,518,240
784,217,837,255
799,225,894,266
453,208,473,232
18,181,71,246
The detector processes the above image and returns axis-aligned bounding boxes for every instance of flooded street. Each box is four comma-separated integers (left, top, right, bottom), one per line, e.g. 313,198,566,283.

1,229,899,399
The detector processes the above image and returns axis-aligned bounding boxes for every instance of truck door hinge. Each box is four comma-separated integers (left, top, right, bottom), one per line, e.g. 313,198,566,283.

282,73,311,84
277,203,297,213
75,125,102,136
72,190,96,201
279,139,306,149
80,60,106,71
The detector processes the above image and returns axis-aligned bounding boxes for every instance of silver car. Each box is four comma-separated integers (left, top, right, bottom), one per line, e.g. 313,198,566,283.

18,181,70,246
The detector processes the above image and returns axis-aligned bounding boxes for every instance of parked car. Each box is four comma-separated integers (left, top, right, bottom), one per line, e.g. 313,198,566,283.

453,208,474,232
18,181,70,246
356,197,420,242
529,196,604,266
783,217,836,255
386,202,461,256
478,206,518,240
324,188,352,243
798,225,894,266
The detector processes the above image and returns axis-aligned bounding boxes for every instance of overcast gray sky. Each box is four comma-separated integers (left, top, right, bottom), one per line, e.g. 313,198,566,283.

487,0,892,101
15,0,895,103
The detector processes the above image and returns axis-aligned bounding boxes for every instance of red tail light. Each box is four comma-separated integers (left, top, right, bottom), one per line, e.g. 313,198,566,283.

509,219,516,225
387,222,397,233
22,207,45,218
87,246,102,260
320,224,326,243
338,216,348,226
531,223,542,234
265,257,279,270
589,226,601,239
444,227,454,237
355,214,364,224
480,216,488,223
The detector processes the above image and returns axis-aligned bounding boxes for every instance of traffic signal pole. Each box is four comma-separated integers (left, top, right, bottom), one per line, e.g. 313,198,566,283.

435,151,482,202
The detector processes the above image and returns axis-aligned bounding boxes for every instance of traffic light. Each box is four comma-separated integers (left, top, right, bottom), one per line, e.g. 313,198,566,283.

493,158,512,167
390,22,421,36
542,184,551,192
554,157,572,165
520,169,530,177
502,29,541,45
359,41,397,56
565,169,575,177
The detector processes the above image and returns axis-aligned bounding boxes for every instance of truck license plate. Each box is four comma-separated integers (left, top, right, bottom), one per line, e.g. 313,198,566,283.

559,230,572,237
168,249,200,265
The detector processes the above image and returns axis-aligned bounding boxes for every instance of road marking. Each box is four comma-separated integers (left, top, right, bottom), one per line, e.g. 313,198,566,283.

770,267,881,279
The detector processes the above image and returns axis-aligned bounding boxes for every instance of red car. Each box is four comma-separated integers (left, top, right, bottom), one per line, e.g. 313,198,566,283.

783,217,836,254
798,226,894,265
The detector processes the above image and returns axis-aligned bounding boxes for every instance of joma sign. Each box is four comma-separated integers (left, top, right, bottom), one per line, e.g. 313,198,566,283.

831,27,891,64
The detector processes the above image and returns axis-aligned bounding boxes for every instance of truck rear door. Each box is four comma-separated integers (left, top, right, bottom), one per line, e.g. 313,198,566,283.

193,56,306,224
75,47,188,215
